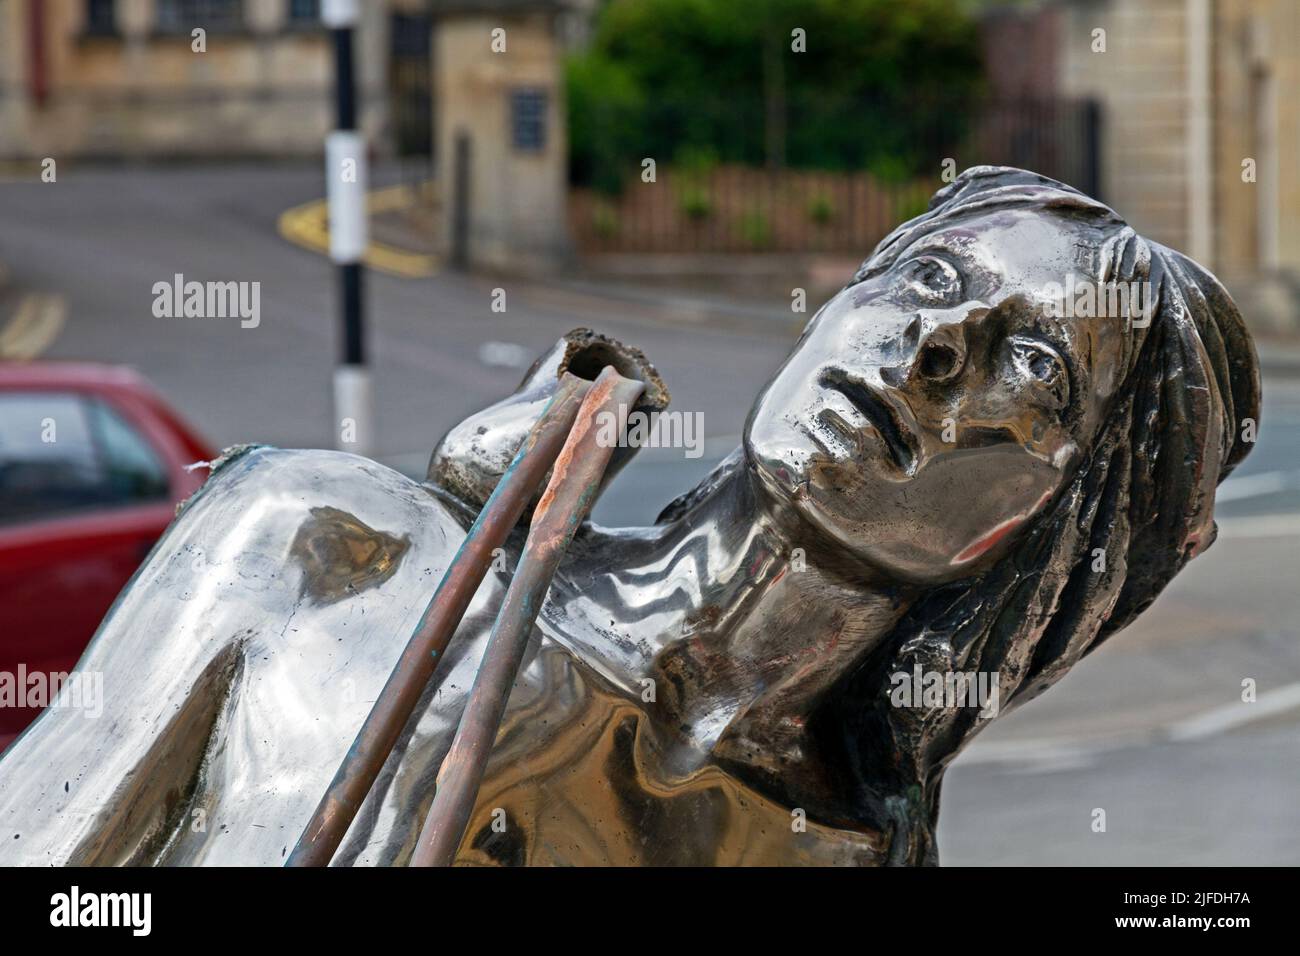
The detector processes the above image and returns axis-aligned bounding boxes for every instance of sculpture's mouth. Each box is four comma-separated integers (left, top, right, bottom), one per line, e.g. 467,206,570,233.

818,369,918,472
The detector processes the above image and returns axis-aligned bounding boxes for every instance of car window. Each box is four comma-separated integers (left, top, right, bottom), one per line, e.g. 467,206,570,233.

0,392,109,523
0,392,169,525
87,399,170,503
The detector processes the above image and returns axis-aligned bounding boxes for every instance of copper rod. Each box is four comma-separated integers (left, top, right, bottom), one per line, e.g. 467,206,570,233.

409,366,645,866
287,372,592,867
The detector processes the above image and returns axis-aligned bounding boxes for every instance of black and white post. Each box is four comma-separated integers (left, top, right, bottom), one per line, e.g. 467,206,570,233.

323,0,372,456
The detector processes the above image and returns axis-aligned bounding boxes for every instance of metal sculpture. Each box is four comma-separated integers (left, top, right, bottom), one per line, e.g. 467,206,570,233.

286,372,596,867
0,168,1260,866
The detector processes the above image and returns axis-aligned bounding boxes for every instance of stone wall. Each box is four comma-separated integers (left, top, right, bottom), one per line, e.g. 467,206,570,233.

1058,0,1193,255
0,0,389,160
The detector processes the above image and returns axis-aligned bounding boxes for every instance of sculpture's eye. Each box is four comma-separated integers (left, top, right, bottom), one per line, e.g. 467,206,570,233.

1009,336,1068,407
900,255,961,304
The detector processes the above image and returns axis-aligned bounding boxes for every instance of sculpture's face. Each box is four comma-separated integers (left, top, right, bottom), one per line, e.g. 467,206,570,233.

745,209,1128,583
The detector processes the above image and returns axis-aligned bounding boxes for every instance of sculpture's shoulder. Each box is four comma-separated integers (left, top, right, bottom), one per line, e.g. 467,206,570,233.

174,444,462,606
114,445,471,659
185,442,460,546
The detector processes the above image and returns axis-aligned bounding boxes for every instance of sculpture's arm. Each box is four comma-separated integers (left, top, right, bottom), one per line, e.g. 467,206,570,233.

427,328,668,511
0,331,664,866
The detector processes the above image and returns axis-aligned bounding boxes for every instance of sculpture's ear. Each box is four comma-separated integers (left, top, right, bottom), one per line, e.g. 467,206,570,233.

427,328,669,514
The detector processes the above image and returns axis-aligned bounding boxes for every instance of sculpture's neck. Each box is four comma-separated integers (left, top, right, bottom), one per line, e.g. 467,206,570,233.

549,456,914,783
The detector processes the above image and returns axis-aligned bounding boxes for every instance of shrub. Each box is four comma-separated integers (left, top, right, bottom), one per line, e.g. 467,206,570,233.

567,0,983,182
740,210,772,249
807,193,834,225
680,188,713,222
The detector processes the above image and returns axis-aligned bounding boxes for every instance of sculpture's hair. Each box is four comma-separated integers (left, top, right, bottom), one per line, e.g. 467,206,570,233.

810,167,1261,864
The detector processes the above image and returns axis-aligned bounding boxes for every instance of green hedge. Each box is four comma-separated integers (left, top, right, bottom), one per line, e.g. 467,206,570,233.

568,0,984,190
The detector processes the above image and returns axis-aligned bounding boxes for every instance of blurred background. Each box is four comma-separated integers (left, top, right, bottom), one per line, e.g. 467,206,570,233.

0,0,1297,863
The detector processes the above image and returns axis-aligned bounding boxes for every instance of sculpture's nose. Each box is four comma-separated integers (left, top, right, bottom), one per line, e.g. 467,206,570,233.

914,328,965,383
881,315,967,388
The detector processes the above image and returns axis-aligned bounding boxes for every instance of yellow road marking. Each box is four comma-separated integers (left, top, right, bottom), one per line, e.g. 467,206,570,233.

0,293,67,359
277,181,441,279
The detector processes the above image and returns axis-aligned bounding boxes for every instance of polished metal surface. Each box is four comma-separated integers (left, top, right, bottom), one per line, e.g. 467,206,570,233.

0,167,1260,866
288,372,592,867
412,367,645,866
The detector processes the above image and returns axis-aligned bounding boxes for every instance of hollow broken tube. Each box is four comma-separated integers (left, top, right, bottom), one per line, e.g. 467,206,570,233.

286,372,592,867
409,366,645,867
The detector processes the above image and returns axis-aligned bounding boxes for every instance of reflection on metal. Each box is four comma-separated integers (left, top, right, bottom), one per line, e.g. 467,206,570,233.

290,506,411,605
286,374,591,867
0,169,1261,867
411,368,645,866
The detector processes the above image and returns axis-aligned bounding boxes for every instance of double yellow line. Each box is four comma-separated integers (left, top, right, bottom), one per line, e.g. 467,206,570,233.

277,182,441,278
0,293,67,360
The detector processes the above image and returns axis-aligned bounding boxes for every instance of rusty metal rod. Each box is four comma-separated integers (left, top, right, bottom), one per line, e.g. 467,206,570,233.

409,366,645,866
287,372,592,867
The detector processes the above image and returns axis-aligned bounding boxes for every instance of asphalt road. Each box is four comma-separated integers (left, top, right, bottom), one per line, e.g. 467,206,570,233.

2,163,1297,864
0,164,794,518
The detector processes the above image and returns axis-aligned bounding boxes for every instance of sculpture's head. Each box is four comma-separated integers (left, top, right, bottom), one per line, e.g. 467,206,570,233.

745,166,1259,588
765,169,1262,856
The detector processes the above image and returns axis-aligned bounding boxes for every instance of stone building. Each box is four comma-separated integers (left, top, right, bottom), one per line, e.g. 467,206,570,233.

984,0,1300,332
0,0,398,158
0,0,586,270
432,0,578,271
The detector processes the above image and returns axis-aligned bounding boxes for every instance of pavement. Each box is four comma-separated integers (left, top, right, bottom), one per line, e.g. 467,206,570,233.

1,162,1297,864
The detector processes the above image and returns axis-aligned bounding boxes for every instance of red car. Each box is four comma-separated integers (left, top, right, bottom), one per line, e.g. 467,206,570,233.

0,363,214,749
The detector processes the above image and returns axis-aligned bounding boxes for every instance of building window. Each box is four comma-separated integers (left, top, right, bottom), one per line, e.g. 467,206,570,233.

156,0,243,33
85,0,116,35
289,0,320,21
510,90,548,153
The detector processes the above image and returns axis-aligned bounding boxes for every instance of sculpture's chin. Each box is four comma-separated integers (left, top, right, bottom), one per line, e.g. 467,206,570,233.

745,453,979,586
742,425,809,507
